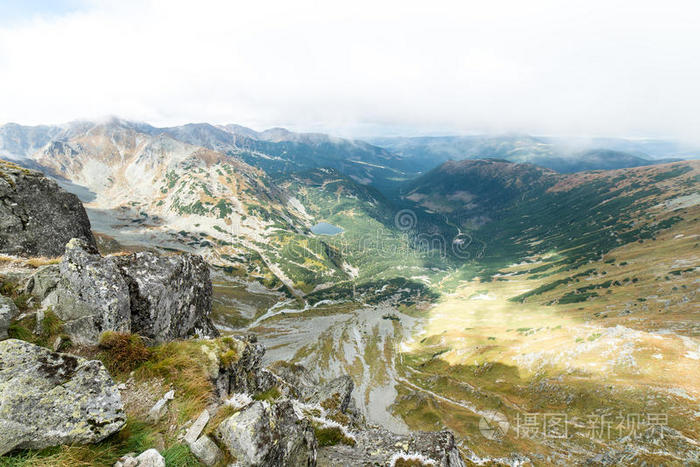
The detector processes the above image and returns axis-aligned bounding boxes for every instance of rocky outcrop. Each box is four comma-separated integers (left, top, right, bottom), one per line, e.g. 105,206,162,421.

188,337,464,467
214,400,317,467
27,238,131,344
210,334,268,398
113,250,215,343
317,428,465,467
0,339,126,455
24,238,218,344
0,159,96,257
306,376,354,415
0,295,19,340
267,362,354,417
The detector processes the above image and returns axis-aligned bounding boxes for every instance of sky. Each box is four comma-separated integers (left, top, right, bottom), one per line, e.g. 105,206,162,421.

1,0,699,141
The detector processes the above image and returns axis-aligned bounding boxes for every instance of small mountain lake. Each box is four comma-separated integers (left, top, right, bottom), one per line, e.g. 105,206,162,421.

311,222,344,235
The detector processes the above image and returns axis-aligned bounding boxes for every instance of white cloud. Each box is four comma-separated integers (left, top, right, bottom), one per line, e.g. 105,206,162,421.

1,0,699,141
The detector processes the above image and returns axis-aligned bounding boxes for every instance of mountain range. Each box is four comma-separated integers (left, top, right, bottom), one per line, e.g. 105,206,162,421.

370,134,694,173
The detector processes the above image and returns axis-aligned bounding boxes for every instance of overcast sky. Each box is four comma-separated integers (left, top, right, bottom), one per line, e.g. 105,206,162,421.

1,0,699,141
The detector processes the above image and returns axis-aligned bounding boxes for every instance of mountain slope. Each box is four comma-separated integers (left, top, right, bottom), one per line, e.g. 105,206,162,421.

401,158,699,277
18,120,359,298
160,123,415,188
402,159,558,221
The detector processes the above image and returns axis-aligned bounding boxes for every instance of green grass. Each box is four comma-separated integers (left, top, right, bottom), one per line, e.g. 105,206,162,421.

1,419,179,467
313,425,356,447
252,387,281,402
7,309,70,350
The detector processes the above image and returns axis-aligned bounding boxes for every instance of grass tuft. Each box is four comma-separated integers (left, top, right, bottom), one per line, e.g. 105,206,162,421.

313,425,356,447
252,387,281,402
136,340,214,421
98,332,152,375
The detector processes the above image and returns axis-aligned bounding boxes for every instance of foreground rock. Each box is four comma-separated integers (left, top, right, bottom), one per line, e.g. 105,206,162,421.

114,449,166,467
0,295,19,340
189,435,223,466
25,238,218,344
114,250,215,342
215,400,317,466
0,159,96,257
0,339,126,455
28,238,131,344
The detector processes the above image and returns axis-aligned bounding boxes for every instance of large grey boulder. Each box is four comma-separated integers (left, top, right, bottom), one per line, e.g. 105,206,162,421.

0,159,96,257
0,295,19,340
114,250,217,343
0,339,126,455
24,238,218,345
25,238,131,345
214,400,317,467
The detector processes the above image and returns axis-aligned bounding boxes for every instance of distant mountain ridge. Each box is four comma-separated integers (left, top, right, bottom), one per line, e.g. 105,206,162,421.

370,134,692,173
0,118,415,189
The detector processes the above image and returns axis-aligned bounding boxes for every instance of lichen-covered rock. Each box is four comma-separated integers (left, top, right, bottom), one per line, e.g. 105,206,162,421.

62,238,130,339
25,238,218,345
268,362,353,416
115,449,166,467
0,339,126,455
0,159,96,257
114,250,217,343
215,400,317,466
189,435,223,466
306,376,354,415
0,295,19,340
210,335,267,398
317,427,465,467
25,238,131,344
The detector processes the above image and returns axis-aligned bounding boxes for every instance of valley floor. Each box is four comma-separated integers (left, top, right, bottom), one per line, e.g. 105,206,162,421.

210,214,700,465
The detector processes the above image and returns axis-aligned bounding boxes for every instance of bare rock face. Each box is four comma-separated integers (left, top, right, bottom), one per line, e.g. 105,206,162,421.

305,376,354,416
214,400,317,467
114,251,216,343
0,295,19,340
25,238,218,345
0,159,96,257
267,362,353,416
0,339,126,455
212,334,267,398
